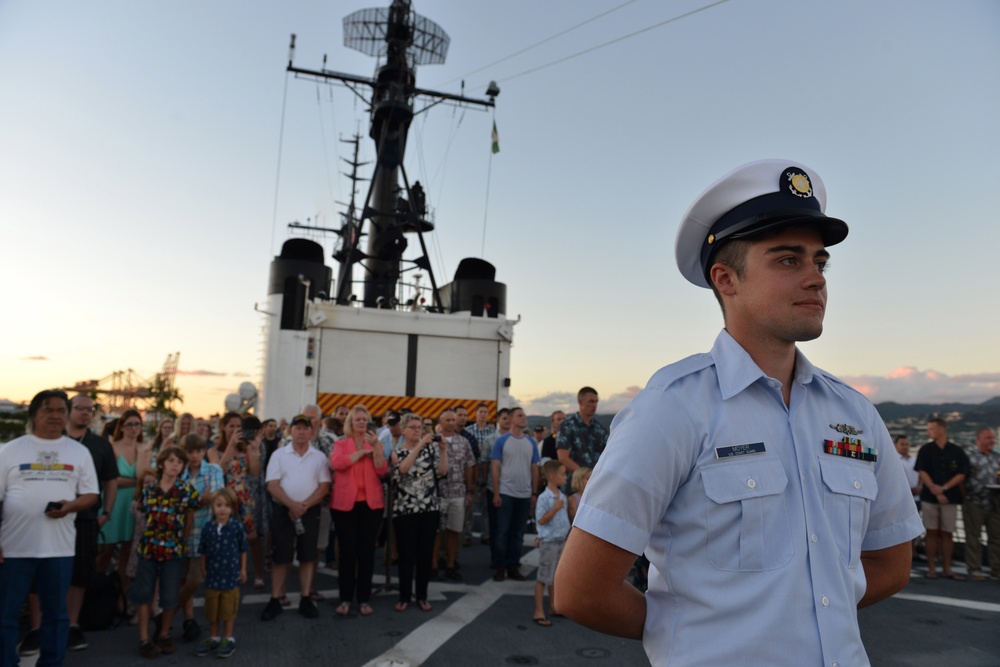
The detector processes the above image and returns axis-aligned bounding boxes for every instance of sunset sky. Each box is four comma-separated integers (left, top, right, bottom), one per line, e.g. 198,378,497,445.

2,0,998,419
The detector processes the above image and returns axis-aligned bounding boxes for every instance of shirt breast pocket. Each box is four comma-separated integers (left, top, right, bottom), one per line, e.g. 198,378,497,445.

701,458,792,571
818,457,877,568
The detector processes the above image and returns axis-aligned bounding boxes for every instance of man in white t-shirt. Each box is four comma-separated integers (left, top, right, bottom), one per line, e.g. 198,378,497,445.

261,414,331,621
0,389,99,667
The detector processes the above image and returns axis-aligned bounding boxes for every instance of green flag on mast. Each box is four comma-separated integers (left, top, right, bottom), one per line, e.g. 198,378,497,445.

491,121,499,154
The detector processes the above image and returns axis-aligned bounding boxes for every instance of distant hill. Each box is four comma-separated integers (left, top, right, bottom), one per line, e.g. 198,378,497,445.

874,397,1000,421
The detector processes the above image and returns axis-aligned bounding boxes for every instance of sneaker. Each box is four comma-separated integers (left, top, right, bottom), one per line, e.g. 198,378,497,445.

156,635,177,655
68,625,89,650
299,595,319,619
507,567,526,581
182,618,202,642
194,638,219,657
139,640,161,659
261,597,284,621
215,638,236,659
493,567,506,582
445,567,463,581
17,629,41,657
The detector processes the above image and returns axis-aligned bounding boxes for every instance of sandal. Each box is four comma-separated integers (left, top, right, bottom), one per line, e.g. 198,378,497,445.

309,591,325,601
417,600,432,612
279,595,291,607
533,616,552,627
394,601,409,612
254,578,265,589
359,603,374,616
335,602,351,616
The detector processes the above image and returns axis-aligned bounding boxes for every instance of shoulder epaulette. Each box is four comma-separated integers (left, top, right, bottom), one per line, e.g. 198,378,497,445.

645,352,715,392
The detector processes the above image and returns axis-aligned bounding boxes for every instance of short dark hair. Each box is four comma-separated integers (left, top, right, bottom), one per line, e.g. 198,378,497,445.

438,408,456,419
893,434,909,443
928,417,947,430
496,407,510,417
476,403,489,411
577,387,597,400
182,434,207,452
550,410,565,419
262,418,276,427
509,406,524,417
26,389,70,431
709,238,751,314
541,459,565,479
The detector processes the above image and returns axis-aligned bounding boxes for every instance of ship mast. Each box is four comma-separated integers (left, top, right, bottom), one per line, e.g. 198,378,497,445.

287,0,498,310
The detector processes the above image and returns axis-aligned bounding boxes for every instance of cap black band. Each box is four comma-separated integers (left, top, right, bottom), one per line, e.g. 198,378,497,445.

700,190,824,282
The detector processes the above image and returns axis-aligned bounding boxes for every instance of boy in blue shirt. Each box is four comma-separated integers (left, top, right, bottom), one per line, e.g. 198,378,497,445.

532,460,570,626
195,488,248,658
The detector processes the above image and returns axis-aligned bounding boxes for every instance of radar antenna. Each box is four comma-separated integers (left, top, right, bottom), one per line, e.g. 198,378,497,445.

286,0,498,310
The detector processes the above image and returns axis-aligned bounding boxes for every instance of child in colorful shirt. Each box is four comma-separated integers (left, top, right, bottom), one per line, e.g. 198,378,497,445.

196,488,248,658
132,446,200,658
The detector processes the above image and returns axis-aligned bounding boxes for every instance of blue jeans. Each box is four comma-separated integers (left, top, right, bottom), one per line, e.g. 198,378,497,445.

131,558,185,609
492,495,531,569
0,556,73,667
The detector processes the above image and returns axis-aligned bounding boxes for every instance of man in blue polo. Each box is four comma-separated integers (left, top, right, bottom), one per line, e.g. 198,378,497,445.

556,160,923,667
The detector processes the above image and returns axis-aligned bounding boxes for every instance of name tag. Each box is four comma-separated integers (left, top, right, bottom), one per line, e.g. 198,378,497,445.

715,442,766,459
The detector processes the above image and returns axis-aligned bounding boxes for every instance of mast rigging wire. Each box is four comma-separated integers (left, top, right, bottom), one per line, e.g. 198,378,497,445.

435,0,641,88
482,0,732,86
270,72,292,258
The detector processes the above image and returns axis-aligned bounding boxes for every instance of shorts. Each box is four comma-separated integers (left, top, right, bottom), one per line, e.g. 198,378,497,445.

182,556,205,584
204,587,241,622
271,504,320,565
131,558,184,609
71,519,99,587
536,539,565,585
922,502,958,532
438,496,466,533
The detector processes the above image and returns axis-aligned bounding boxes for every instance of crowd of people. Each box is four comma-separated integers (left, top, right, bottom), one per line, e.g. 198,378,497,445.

5,381,996,665
894,417,1000,581
0,385,609,662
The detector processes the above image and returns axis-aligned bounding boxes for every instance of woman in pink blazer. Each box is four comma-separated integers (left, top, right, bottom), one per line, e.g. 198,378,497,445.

330,405,388,616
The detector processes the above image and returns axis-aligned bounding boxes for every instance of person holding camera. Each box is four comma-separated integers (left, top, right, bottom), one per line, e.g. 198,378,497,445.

391,414,448,612
214,412,264,587
330,405,388,617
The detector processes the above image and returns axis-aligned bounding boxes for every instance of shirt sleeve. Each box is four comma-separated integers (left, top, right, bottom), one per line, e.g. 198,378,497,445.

99,442,118,484
237,523,249,553
76,452,100,496
265,450,281,483
860,415,924,551
574,388,699,555
491,434,505,461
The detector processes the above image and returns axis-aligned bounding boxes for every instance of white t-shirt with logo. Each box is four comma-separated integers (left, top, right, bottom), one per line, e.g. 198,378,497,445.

0,434,99,558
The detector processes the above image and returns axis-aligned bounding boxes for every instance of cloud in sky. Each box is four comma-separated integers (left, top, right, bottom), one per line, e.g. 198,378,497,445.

231,372,251,378
21,356,48,361
841,368,1000,405
176,369,226,377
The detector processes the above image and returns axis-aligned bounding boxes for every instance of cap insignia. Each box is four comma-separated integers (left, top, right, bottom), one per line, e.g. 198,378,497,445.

784,168,812,198
707,234,715,245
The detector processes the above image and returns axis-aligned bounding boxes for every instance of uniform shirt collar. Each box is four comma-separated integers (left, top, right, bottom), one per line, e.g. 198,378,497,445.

711,329,829,400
